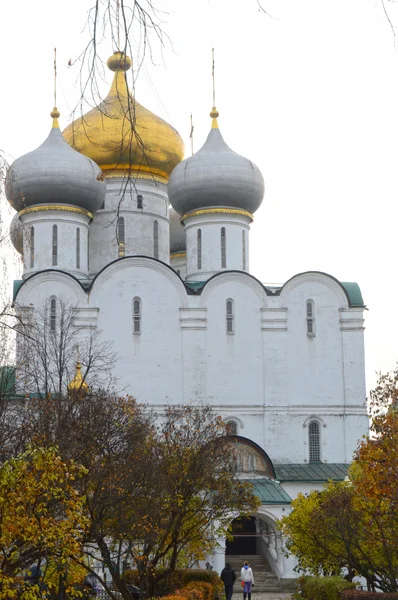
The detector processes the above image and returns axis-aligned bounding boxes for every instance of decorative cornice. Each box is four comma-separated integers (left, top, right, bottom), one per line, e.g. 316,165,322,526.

19,205,93,220
180,208,254,223
103,170,168,185
170,252,187,260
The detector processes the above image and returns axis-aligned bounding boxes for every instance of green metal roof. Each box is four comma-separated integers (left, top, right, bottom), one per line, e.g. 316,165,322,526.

340,282,364,307
274,463,350,482
13,280,23,301
247,479,292,504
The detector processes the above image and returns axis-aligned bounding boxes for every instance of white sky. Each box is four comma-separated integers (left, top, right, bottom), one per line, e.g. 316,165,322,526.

1,0,398,392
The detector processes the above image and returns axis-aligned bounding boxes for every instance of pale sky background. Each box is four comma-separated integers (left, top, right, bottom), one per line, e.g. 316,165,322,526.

1,0,398,392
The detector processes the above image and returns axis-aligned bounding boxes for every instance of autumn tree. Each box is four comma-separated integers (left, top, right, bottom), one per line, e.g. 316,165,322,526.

0,444,88,599
280,369,398,592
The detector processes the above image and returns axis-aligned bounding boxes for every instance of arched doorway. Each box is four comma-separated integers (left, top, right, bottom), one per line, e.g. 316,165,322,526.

226,516,257,555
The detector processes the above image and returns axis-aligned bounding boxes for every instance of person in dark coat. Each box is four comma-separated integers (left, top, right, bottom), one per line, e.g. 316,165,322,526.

221,563,236,600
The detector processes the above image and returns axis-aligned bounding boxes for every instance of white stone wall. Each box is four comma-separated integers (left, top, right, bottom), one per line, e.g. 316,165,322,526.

89,177,170,274
20,210,90,280
15,264,368,465
184,212,251,281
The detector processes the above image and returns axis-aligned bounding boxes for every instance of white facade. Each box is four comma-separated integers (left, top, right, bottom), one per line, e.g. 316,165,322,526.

9,103,368,586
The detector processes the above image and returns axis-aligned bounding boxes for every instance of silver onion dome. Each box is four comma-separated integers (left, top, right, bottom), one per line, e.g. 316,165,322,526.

10,212,23,255
170,207,186,254
168,113,264,216
5,109,106,214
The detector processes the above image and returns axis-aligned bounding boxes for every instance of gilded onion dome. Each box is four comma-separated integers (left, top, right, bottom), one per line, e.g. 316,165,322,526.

10,213,23,255
5,109,106,214
63,52,184,181
168,108,264,216
68,362,89,395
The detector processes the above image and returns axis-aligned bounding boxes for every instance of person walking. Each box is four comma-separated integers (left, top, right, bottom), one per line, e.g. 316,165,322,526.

240,561,254,600
220,563,236,600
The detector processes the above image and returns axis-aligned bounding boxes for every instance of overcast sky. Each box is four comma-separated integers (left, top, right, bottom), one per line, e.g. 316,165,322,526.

1,0,398,391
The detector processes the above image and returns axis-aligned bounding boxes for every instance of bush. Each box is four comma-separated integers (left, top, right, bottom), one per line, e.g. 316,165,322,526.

341,593,398,600
298,576,356,600
175,586,205,600
184,581,214,600
182,570,222,594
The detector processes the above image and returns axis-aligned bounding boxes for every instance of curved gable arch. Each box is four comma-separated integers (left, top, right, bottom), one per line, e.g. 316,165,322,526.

89,256,188,307
14,270,87,305
199,271,268,308
279,271,350,309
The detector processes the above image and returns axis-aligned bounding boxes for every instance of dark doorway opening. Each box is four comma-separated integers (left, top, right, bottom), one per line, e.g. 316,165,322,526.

226,516,256,555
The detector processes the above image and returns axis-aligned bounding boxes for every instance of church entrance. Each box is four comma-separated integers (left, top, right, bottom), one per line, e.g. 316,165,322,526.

226,516,257,555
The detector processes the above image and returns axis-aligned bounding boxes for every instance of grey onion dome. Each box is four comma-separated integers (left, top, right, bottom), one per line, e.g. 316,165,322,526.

5,115,106,214
170,207,186,254
168,125,264,216
10,212,23,255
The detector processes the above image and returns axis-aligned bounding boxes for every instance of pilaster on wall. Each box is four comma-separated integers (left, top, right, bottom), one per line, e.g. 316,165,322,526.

262,308,288,407
180,307,207,403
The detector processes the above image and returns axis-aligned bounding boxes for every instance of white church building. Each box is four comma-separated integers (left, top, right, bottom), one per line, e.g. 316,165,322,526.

6,51,368,587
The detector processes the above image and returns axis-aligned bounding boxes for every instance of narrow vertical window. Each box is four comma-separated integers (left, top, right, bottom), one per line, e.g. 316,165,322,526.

221,227,226,268
226,298,234,334
137,195,143,209
306,300,315,336
133,297,141,335
118,217,125,258
50,297,56,332
154,220,159,259
52,225,58,266
197,229,202,270
76,227,80,269
87,235,90,271
309,421,321,462
242,230,246,270
30,226,34,268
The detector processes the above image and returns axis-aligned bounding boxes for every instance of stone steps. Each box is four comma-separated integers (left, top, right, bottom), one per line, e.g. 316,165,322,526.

226,555,281,593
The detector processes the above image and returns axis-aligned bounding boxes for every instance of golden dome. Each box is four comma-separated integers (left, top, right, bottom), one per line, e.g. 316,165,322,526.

68,362,89,395
63,51,184,181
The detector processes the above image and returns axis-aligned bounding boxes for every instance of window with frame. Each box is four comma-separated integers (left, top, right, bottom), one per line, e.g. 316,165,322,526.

226,298,234,334
227,420,238,435
153,220,159,259
76,228,80,269
197,229,202,270
137,195,143,209
308,421,321,462
221,227,226,268
306,300,315,336
30,226,34,268
52,225,58,266
50,297,56,332
133,297,141,335
242,230,246,270
118,217,125,258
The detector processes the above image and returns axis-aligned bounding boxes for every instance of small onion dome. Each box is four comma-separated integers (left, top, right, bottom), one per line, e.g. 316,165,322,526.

170,207,186,254
68,362,89,395
168,109,264,216
10,212,23,255
63,51,184,182
5,108,106,214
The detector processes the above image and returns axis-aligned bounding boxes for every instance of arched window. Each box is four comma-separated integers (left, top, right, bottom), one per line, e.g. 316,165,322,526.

242,230,246,270
221,227,226,268
309,421,321,462
118,217,125,258
52,225,58,266
226,298,234,334
153,220,159,259
306,300,315,336
227,420,238,435
137,195,143,209
133,297,141,335
76,227,80,269
50,297,56,332
197,229,202,270
30,226,34,268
